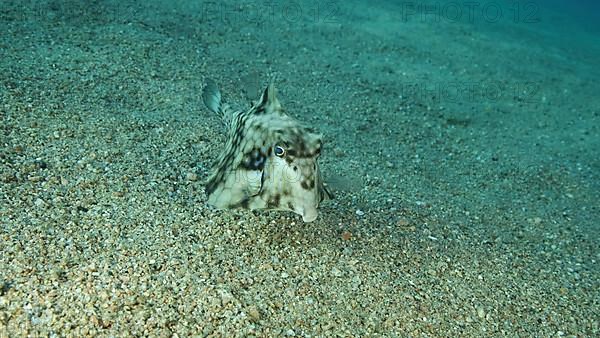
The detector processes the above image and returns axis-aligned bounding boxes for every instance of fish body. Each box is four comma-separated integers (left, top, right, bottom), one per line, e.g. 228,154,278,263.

202,79,331,222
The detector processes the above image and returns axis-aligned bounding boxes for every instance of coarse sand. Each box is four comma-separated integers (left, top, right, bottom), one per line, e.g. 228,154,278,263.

1,0,598,336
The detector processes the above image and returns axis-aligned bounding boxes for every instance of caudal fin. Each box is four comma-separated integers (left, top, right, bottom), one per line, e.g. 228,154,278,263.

202,79,221,114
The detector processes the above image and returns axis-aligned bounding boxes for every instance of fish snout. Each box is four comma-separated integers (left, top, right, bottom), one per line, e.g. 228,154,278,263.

299,206,318,222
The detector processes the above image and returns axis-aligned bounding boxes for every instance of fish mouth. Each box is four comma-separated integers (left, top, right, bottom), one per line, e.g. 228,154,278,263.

300,208,318,222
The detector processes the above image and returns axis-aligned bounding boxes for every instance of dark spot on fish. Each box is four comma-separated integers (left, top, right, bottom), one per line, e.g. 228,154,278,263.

252,124,264,134
296,140,306,153
260,170,266,188
301,179,314,190
241,148,266,170
268,194,281,208
287,149,297,157
239,197,249,208
205,177,218,195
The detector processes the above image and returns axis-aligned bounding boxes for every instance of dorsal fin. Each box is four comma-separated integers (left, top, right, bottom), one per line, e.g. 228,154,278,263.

255,82,281,114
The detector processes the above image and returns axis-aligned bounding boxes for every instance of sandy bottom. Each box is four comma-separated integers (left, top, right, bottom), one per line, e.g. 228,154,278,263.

1,0,598,336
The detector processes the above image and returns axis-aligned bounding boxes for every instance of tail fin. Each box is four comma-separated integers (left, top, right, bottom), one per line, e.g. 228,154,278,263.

202,78,222,114
203,79,234,128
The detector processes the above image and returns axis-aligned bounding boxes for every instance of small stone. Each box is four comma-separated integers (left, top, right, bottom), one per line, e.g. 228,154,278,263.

247,306,260,321
34,198,46,208
355,209,364,216
28,175,42,182
477,307,485,319
397,218,409,226
331,267,342,277
333,147,345,157
186,172,198,181
221,292,234,306
351,275,361,289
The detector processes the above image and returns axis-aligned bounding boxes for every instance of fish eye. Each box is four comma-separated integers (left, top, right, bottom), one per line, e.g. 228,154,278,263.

274,145,286,157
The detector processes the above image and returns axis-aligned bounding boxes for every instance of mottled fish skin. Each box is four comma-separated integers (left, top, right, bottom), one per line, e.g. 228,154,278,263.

202,79,331,222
